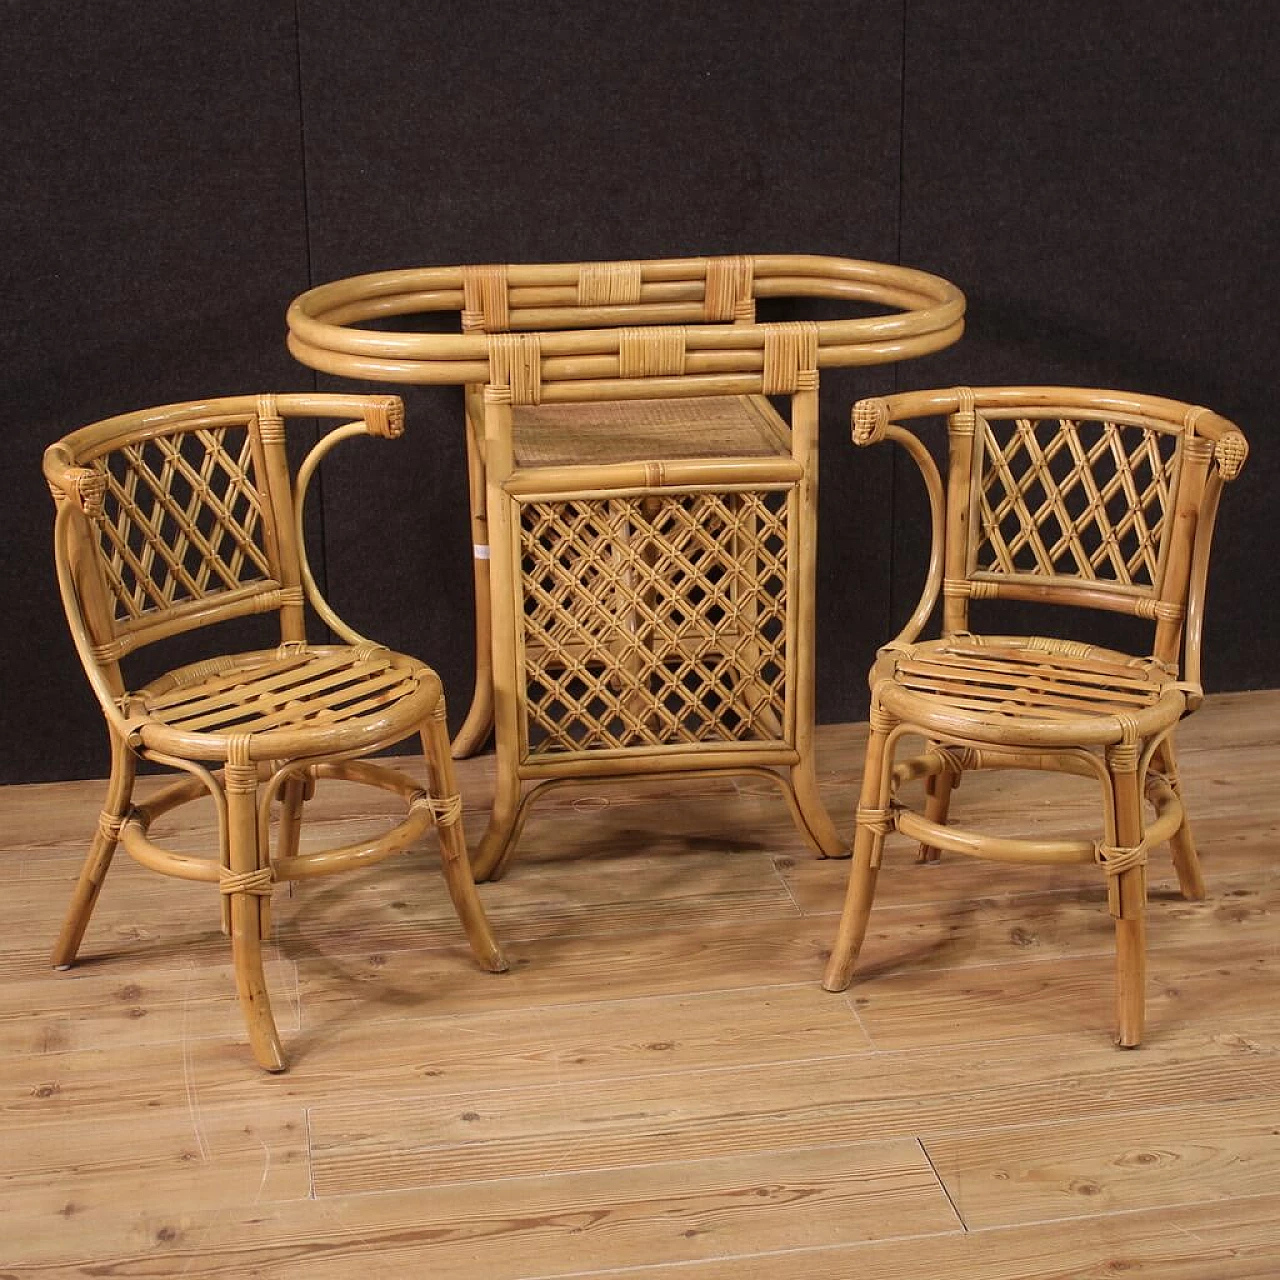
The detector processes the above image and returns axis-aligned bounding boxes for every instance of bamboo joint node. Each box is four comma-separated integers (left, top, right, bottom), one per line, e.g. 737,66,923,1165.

619,326,687,378
578,261,643,307
488,333,542,405
703,256,755,323
218,866,274,896
462,264,510,333
856,804,896,837
762,323,819,395
411,791,463,827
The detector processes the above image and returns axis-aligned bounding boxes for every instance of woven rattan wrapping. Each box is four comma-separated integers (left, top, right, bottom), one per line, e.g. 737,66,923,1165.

512,396,789,469
518,488,790,755
972,414,1179,589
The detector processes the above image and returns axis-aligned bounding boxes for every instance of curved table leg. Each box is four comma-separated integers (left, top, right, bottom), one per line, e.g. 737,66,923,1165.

788,755,846,857
452,394,496,759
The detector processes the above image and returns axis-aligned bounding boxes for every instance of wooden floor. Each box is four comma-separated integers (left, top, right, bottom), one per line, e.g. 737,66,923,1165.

3,689,1279,1277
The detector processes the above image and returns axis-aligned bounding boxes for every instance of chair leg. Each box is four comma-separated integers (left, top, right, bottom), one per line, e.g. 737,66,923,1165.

823,712,896,992
917,754,959,863
225,760,286,1072
52,731,136,969
422,712,509,973
1153,736,1205,901
1109,760,1148,1049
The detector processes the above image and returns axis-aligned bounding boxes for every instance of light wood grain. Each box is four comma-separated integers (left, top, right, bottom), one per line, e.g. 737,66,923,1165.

1,690,1277,1274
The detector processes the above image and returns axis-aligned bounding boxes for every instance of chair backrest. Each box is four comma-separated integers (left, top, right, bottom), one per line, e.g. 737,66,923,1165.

853,386,1248,675
44,392,403,704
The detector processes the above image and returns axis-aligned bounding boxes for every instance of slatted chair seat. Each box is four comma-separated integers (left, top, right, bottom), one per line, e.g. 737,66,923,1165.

872,636,1181,743
128,644,441,759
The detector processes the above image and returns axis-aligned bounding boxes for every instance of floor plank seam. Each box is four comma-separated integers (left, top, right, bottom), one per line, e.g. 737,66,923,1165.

918,1135,968,1232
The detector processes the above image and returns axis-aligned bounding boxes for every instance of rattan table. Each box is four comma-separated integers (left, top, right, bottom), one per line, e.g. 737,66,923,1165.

287,255,965,878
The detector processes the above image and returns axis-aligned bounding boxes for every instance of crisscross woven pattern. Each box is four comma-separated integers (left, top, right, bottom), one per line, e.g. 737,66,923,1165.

519,490,790,754
135,646,427,746
90,423,271,625
889,639,1168,724
973,415,1179,588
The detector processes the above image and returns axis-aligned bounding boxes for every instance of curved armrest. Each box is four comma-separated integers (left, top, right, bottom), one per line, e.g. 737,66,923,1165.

851,397,946,647
291,397,406,647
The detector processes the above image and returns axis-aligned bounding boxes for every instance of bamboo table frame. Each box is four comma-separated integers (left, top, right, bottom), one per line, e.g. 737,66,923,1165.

287,255,965,877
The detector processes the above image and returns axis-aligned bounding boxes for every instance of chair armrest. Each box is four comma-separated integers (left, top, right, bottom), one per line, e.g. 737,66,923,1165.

851,397,946,647
290,396,406,647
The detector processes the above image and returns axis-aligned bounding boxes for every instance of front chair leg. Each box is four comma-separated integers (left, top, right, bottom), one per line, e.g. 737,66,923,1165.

224,755,285,1072
823,709,897,992
52,729,136,969
422,711,508,974
1107,755,1149,1049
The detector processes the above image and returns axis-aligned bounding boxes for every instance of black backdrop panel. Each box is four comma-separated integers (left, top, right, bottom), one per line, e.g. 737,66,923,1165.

295,0,909,737
4,4,1274,785
2,3,311,781
895,2,1278,692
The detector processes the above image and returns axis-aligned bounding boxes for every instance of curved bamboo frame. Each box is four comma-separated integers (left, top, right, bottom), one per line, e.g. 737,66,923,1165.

286,255,966,387
824,385,1248,1048
44,394,508,1072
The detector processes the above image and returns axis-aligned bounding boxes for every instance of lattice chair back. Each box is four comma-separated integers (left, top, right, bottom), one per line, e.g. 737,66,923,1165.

853,386,1249,681
44,393,402,700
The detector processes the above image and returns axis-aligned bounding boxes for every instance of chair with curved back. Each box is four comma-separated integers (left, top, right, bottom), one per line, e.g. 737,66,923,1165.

44,392,507,1071
822,385,1248,1046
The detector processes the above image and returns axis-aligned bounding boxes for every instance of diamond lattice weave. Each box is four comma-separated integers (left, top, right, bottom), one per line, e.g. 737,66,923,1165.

92,425,270,624
975,416,1179,587
519,489,790,755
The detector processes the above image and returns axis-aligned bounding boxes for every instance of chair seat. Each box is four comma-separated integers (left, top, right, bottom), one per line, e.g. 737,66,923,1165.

127,643,442,762
871,635,1186,747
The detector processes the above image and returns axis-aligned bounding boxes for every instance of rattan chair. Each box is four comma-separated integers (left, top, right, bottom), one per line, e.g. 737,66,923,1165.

44,393,507,1071
823,386,1248,1046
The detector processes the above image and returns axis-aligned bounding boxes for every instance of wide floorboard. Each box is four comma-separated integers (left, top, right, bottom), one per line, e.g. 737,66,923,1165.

2,689,1278,1276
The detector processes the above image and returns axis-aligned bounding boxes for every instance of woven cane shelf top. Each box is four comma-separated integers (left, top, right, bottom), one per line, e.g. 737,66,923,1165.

512,395,790,468
286,254,965,388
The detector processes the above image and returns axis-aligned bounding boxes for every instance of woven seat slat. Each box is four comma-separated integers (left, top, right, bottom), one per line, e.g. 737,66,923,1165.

932,646,1161,688
893,671,1157,719
143,653,317,711
149,653,388,723
161,665,418,736
894,656,1163,707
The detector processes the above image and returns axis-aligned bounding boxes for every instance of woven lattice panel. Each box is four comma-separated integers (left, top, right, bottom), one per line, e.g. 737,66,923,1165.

91,425,270,625
973,415,1180,588
519,489,791,755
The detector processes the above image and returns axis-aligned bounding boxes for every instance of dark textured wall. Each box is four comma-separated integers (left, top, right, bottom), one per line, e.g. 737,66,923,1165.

3,2,1274,782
